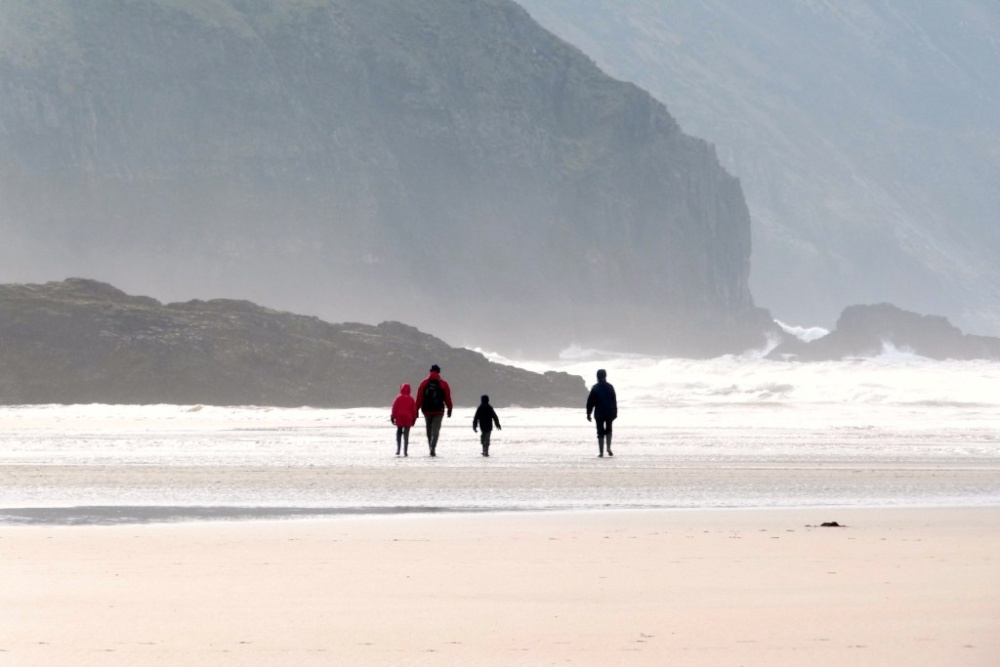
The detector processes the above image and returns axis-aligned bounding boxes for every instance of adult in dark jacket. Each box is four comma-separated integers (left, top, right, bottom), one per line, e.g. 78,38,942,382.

472,394,501,457
414,364,453,457
586,368,618,457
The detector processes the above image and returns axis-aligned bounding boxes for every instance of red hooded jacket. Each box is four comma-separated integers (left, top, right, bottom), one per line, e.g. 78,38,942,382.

391,383,418,428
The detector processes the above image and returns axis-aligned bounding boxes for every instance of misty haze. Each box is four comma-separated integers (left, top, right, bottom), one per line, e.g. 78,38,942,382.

3,3,1000,665
2,0,998,357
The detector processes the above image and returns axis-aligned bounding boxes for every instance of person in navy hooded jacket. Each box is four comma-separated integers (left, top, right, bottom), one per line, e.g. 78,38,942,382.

586,368,618,457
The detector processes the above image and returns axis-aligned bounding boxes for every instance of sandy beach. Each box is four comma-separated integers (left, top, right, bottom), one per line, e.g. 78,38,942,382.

2,506,998,666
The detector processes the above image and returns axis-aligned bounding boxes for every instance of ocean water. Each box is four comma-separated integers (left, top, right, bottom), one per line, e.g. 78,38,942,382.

1,347,999,518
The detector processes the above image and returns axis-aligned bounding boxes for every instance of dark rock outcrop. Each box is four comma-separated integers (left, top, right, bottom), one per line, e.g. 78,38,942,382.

0,0,760,356
768,303,1000,361
0,279,586,407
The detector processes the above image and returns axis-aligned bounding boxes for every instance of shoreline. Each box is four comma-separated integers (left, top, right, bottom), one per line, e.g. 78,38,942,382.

2,506,998,665
5,461,999,513
3,499,1000,526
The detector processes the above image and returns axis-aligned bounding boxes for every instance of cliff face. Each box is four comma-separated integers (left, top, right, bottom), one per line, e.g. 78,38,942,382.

516,0,1000,336
0,0,759,355
0,279,586,407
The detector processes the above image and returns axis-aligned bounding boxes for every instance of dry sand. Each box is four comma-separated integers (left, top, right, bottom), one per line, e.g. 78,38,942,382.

2,507,999,666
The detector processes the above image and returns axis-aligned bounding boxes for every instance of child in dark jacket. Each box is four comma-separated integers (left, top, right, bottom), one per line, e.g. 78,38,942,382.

472,394,501,457
391,383,417,456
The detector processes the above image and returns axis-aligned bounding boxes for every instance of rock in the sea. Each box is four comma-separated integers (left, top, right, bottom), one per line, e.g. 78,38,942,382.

0,279,586,407
769,303,1000,361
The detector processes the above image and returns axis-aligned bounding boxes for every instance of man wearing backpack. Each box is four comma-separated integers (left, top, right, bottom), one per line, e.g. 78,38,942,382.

415,364,453,457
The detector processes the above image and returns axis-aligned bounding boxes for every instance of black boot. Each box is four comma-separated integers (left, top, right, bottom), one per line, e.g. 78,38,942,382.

598,435,605,457
606,434,613,457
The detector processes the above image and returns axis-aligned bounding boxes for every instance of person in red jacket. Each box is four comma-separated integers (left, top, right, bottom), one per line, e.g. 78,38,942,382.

414,364,453,457
390,382,418,456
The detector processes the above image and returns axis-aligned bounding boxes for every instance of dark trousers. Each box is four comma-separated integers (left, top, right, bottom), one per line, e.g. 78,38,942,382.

595,418,614,454
425,414,443,453
395,427,410,454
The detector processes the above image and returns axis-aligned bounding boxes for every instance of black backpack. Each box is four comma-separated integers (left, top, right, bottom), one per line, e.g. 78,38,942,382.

423,379,445,413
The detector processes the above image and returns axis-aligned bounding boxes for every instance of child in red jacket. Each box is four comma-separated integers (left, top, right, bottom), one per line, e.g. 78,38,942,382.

390,383,417,456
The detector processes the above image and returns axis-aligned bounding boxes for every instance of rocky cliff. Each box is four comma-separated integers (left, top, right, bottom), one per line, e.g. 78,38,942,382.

517,0,1000,336
0,0,763,355
0,279,586,407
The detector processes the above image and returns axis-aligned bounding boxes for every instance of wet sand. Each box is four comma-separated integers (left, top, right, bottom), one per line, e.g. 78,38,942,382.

2,506,998,666
4,460,1000,511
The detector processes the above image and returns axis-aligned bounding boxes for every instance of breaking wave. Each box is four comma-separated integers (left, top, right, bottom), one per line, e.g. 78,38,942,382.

482,344,1000,410
775,319,830,342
